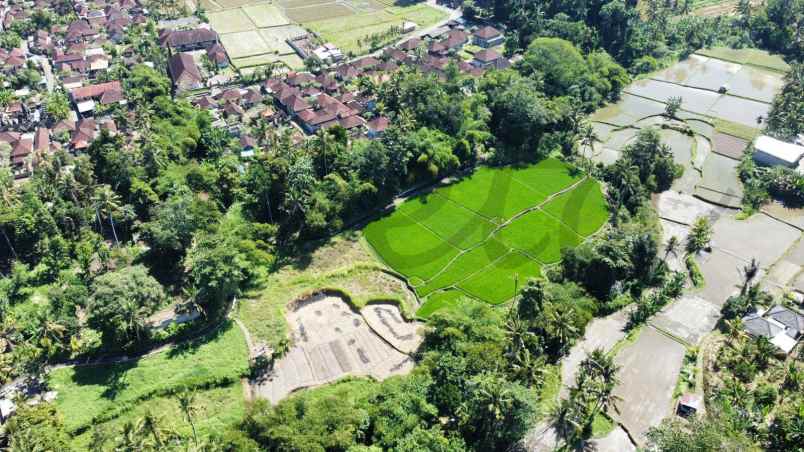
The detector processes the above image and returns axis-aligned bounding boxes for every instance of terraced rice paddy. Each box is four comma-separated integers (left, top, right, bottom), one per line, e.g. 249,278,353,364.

584,48,787,208
363,158,609,316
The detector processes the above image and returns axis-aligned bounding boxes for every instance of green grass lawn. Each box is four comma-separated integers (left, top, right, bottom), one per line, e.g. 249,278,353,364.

48,321,248,435
364,158,608,310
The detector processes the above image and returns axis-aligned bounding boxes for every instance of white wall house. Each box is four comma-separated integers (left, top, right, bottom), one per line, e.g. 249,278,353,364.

753,135,804,169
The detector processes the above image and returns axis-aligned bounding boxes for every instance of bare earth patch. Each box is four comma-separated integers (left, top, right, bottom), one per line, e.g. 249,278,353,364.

254,295,422,404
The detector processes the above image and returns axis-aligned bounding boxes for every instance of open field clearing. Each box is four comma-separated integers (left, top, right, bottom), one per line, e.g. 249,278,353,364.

284,3,356,22
306,3,447,53
363,158,608,313
255,294,421,404
48,322,248,443
208,8,256,34
237,234,417,348
243,3,290,27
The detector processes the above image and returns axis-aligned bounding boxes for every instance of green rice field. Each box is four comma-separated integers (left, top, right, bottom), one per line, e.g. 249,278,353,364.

363,158,609,316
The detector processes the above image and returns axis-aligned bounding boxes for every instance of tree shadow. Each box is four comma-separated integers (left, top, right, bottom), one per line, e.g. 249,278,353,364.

165,320,230,359
70,359,137,400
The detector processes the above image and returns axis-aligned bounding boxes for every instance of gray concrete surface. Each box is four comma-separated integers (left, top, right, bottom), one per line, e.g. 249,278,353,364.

656,191,724,225
650,296,721,345
560,308,631,397
611,326,686,446
710,213,800,267
589,425,637,452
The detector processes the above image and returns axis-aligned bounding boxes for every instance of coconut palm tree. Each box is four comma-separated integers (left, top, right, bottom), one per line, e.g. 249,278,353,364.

93,185,122,246
0,170,17,259
548,309,578,353
177,391,199,447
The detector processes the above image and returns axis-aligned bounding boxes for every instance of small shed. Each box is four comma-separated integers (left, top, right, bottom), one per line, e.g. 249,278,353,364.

753,135,804,168
677,393,702,417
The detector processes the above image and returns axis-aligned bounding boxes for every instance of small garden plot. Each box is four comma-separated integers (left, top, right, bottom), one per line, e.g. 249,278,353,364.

363,212,461,283
215,0,261,8
725,66,784,103
285,3,356,23
457,251,542,305
243,3,290,27
416,289,466,318
711,132,748,160
397,193,495,249
231,53,281,69
278,0,332,8
258,25,305,53
220,30,271,58
208,8,255,34
707,94,771,128
495,210,582,264
48,322,248,436
626,79,720,116
416,239,509,297
695,47,790,73
542,179,609,237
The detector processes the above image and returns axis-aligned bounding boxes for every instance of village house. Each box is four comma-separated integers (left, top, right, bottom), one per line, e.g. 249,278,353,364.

70,80,126,115
471,48,509,69
743,304,804,354
473,26,504,48
206,43,229,68
159,28,219,53
168,53,204,93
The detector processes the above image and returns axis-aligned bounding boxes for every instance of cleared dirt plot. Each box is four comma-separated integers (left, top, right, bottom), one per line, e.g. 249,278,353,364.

611,326,686,445
208,8,256,34
711,131,748,159
243,3,290,27
255,294,419,404
220,30,270,58
306,3,447,53
285,3,356,22
364,158,608,308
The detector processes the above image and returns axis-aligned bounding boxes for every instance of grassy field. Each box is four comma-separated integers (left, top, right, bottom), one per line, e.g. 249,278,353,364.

306,3,447,54
363,158,609,314
208,8,256,34
237,233,417,347
48,322,249,441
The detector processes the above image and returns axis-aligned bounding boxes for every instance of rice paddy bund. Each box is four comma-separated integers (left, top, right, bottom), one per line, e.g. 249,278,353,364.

362,158,609,316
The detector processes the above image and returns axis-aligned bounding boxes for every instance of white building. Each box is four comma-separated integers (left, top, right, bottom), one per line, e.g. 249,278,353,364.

753,135,804,168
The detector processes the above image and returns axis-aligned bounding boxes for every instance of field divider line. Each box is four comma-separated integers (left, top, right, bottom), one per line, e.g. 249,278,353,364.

423,249,515,297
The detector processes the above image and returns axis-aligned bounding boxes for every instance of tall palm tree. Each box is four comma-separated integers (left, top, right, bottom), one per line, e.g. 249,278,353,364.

93,185,122,246
177,391,199,447
548,309,578,353
0,169,18,258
